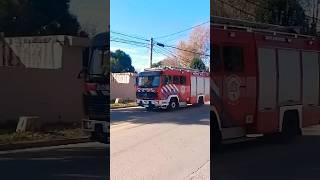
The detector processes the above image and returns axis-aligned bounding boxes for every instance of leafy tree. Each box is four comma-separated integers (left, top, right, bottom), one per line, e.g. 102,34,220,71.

190,58,206,70
0,0,80,36
111,50,135,73
176,26,209,67
151,61,162,68
255,0,309,33
212,0,311,34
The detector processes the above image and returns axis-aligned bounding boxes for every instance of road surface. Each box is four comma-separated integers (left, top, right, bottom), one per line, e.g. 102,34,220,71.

0,142,109,180
110,105,210,180
213,134,320,180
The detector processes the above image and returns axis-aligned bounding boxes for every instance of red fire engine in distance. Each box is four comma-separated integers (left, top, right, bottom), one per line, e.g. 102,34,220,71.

136,67,210,110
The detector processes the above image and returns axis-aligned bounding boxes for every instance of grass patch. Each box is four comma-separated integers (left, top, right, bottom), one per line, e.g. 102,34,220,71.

110,102,137,109
0,127,88,144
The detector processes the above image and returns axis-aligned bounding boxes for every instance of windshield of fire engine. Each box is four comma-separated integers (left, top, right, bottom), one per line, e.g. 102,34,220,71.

89,49,108,76
138,76,160,88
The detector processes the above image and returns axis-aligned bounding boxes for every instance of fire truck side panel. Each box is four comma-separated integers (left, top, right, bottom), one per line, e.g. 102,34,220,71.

190,76,197,104
255,33,320,133
256,47,278,133
204,77,210,102
190,75,210,104
302,51,320,126
278,49,301,105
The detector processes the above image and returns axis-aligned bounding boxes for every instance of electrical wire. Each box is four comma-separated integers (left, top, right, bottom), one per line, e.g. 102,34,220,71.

154,21,209,39
110,39,149,48
110,37,150,46
110,30,149,41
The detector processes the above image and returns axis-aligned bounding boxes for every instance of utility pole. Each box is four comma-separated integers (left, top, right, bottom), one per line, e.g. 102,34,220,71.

150,37,153,68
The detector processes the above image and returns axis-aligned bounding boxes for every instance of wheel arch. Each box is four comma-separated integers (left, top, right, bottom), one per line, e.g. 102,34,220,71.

211,105,222,131
279,105,302,132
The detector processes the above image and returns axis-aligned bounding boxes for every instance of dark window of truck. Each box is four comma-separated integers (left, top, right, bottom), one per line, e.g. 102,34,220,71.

212,44,222,72
173,76,180,84
180,76,186,85
223,46,244,72
164,75,173,84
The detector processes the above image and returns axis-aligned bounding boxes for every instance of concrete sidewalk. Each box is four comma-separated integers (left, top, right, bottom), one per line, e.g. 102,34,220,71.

302,124,320,136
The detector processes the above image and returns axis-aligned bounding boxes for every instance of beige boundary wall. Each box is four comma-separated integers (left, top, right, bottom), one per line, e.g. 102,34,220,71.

0,35,89,125
110,73,137,101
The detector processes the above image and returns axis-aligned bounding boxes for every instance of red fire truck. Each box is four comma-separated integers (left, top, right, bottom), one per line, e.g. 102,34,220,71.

211,16,320,147
81,32,109,143
136,67,210,110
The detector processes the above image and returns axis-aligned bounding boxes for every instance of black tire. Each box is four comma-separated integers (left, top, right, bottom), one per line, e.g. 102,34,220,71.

280,111,300,143
168,98,179,110
211,111,222,152
90,132,97,141
100,133,109,144
145,107,153,111
198,97,204,105
212,129,222,152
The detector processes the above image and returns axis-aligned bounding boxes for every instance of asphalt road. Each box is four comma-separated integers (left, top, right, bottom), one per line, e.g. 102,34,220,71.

0,142,109,180
110,105,210,180
213,134,320,180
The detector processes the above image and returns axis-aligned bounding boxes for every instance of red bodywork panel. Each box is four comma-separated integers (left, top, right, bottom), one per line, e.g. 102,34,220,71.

212,26,320,134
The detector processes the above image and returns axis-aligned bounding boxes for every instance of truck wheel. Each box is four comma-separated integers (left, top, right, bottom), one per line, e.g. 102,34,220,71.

100,133,109,144
198,97,204,105
280,111,300,143
168,98,179,110
212,111,222,151
90,132,98,141
146,107,153,111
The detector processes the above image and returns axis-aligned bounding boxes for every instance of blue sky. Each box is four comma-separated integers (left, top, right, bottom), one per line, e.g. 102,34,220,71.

110,0,210,72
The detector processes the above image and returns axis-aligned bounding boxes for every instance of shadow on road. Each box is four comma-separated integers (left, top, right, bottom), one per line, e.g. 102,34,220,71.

111,104,210,126
0,144,109,180
212,135,320,180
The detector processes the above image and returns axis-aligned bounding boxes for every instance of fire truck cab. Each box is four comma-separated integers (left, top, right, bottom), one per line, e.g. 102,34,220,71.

136,67,210,110
211,16,320,147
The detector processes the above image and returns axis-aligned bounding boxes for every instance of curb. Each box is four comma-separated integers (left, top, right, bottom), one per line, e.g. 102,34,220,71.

0,137,91,151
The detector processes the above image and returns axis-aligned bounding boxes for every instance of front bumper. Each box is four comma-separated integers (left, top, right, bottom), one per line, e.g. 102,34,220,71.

136,99,169,109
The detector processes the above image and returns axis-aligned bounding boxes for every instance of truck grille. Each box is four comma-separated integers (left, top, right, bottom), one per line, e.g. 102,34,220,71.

136,92,157,100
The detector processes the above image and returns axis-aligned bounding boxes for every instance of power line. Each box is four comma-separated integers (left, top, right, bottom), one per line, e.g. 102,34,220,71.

111,31,209,57
155,47,181,60
152,48,182,67
153,48,172,59
154,21,209,39
110,39,149,48
155,40,207,54
110,37,149,46
157,46,192,63
155,42,210,57
161,33,189,43
110,30,149,41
